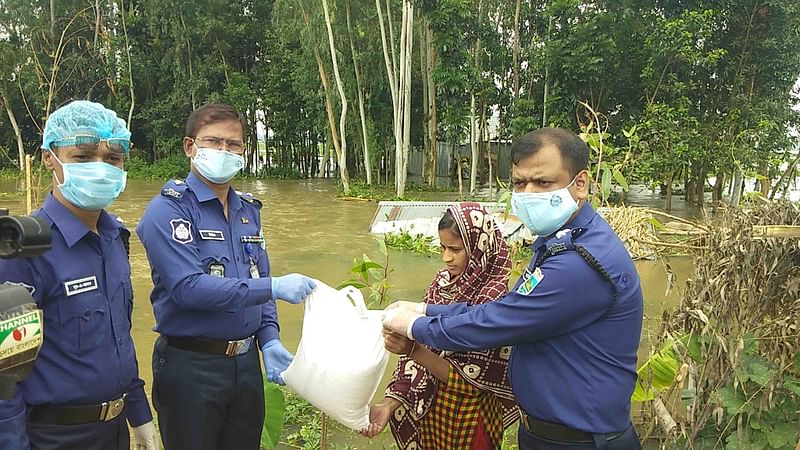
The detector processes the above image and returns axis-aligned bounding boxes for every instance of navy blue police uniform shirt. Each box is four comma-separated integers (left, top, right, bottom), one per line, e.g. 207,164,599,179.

412,203,644,434
0,194,153,431
135,172,279,347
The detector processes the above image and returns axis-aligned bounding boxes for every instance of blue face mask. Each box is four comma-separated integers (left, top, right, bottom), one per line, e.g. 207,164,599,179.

193,147,244,184
52,153,127,210
511,178,579,237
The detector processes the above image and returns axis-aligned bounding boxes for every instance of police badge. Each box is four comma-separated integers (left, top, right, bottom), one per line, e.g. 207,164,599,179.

170,218,193,244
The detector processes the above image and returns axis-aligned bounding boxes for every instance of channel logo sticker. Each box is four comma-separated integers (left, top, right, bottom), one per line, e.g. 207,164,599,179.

0,311,43,360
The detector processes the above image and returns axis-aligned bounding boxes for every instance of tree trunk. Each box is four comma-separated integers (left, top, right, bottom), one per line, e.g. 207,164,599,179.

419,19,429,185
346,1,372,185
419,19,436,187
731,169,744,206
712,172,724,213
321,0,350,194
119,0,135,126
469,93,478,194
94,0,101,48
665,171,673,212
469,0,483,194
395,1,413,198
542,17,553,127
512,0,521,100
1,92,24,171
178,12,196,109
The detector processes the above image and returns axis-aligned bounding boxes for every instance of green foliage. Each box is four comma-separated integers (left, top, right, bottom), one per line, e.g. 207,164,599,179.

631,339,681,402
260,383,286,450
0,168,21,179
338,181,421,201
258,166,303,180
507,242,532,281
338,239,392,308
125,154,189,180
283,388,323,450
384,230,440,256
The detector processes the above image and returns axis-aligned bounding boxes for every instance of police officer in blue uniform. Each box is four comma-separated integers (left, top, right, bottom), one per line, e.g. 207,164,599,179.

383,128,644,449
136,103,316,450
0,101,158,450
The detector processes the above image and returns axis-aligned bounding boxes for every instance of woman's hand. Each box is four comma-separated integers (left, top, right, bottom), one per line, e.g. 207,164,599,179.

383,330,415,356
359,398,401,438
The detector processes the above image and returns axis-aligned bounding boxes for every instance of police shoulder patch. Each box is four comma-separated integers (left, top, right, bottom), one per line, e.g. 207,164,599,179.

237,191,262,207
516,267,544,295
170,218,193,244
161,179,189,201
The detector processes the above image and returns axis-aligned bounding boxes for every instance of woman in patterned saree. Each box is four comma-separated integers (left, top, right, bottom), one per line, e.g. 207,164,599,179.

362,203,519,449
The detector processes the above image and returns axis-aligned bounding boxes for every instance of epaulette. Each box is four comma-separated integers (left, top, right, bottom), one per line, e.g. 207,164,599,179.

161,179,189,201
237,190,262,208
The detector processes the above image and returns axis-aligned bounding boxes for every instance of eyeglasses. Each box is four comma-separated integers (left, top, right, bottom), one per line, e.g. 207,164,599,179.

192,137,246,155
50,134,130,154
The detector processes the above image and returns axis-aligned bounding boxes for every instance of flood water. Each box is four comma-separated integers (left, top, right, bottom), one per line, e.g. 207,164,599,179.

1,177,694,449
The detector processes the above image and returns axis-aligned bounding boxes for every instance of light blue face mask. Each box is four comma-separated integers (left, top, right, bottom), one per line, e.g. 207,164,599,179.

193,147,244,184
511,177,578,237
52,153,127,211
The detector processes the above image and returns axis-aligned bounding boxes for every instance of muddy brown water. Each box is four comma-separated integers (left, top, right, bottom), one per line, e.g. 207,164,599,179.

1,178,693,449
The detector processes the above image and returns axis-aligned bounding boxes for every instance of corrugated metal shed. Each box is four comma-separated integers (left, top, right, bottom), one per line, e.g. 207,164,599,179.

368,201,533,244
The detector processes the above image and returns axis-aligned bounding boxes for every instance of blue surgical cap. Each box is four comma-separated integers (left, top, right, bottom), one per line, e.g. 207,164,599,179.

41,100,131,152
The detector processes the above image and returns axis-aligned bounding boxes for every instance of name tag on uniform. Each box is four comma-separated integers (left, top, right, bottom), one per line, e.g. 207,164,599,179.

199,230,225,241
517,268,544,295
65,276,98,296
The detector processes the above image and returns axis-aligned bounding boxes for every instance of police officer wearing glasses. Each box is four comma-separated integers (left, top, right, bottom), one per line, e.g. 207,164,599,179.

0,101,158,450
383,128,644,449
136,103,315,450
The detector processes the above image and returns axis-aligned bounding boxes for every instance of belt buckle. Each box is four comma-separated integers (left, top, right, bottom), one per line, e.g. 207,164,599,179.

225,337,251,356
99,395,126,421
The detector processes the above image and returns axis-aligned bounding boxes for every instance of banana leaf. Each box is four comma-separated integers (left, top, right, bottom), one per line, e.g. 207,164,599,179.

260,383,286,449
632,340,681,402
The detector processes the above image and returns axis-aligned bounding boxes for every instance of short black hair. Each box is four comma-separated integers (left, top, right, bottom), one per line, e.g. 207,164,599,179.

438,210,461,237
185,103,246,139
511,128,589,177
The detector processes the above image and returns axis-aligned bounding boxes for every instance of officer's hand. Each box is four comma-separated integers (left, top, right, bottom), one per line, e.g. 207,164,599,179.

132,421,159,450
385,300,426,315
359,398,401,438
262,339,293,385
382,308,423,339
271,274,316,304
383,331,414,356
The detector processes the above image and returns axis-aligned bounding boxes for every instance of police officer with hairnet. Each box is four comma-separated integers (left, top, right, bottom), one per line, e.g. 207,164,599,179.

382,128,644,449
136,103,315,450
0,101,158,450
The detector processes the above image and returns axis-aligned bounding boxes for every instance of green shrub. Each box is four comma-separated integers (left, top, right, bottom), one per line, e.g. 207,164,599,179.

125,154,190,180
258,166,302,179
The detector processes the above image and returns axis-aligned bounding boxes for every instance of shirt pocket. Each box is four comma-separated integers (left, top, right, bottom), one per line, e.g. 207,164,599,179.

56,291,110,354
197,239,232,278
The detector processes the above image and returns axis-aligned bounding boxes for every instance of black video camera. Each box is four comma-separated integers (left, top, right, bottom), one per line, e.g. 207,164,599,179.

0,208,51,399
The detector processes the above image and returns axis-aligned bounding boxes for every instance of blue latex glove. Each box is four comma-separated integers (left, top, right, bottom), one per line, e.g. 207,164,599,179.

261,339,293,385
271,274,316,304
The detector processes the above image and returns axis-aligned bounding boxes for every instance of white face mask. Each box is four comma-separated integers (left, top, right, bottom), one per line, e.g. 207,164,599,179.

511,177,578,236
192,147,244,184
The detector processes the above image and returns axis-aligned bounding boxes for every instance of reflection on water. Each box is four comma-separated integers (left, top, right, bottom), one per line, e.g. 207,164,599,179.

1,177,694,449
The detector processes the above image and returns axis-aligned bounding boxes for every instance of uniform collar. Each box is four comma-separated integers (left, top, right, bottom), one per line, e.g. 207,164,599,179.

41,193,119,248
186,172,243,213
532,201,597,251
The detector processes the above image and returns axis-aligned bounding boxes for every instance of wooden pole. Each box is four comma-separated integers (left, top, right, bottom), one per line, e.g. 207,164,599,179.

25,154,32,214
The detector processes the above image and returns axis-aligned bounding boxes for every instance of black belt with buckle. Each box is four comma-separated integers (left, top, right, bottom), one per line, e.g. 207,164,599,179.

519,409,625,443
28,393,127,425
166,335,255,357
